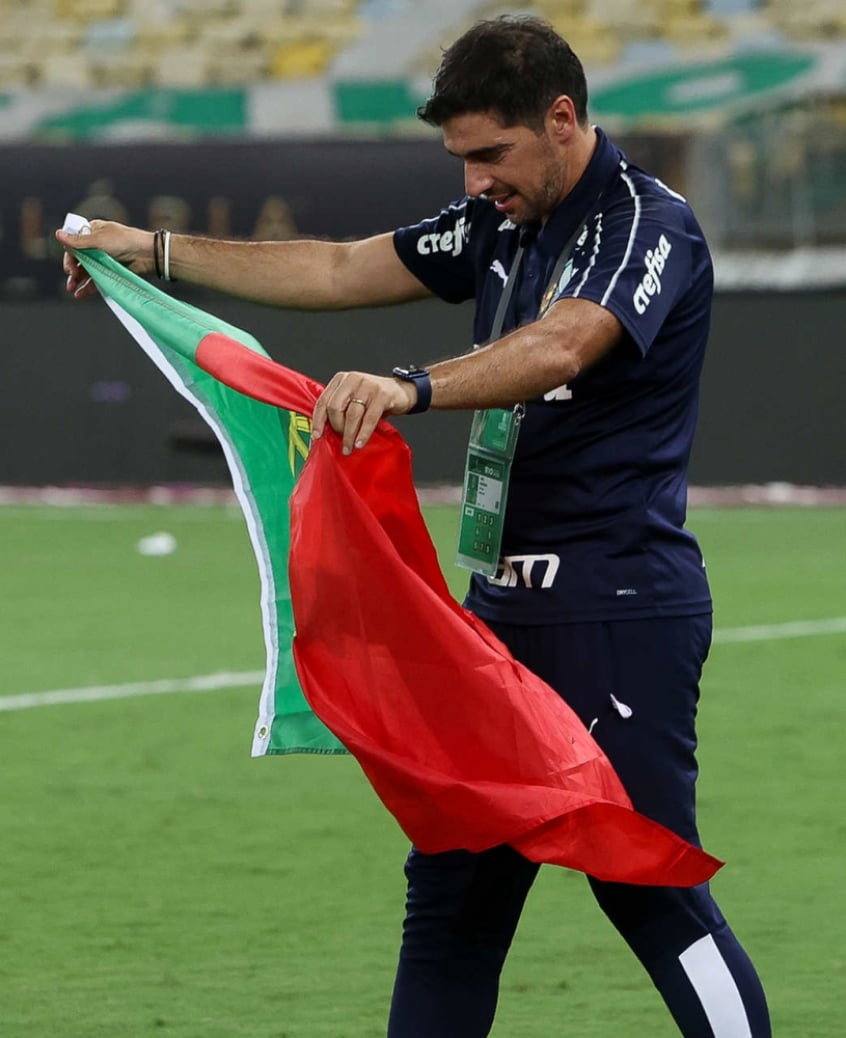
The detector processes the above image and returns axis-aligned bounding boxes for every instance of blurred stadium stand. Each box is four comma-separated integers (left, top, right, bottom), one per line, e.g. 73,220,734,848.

0,0,842,90
0,0,844,251
0,0,843,85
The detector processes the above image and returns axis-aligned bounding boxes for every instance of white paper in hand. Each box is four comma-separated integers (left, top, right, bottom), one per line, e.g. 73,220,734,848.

63,212,92,235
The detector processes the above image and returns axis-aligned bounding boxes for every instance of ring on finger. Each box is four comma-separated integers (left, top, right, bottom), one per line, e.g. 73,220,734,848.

348,398,367,407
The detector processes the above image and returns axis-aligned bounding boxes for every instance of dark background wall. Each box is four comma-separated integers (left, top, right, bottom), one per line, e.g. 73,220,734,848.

1,293,475,486
1,136,843,487
2,288,845,487
695,290,846,485
0,135,685,300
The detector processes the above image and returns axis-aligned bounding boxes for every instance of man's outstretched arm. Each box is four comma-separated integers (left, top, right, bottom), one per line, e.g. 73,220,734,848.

55,223,432,310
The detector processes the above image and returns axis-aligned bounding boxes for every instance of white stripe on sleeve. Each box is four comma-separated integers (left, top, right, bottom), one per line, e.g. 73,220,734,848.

600,168,640,307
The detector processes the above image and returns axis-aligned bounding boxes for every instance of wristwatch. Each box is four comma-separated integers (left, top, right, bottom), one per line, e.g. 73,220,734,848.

392,365,432,414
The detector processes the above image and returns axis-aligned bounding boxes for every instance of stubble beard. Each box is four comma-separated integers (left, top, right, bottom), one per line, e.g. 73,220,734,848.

510,149,568,226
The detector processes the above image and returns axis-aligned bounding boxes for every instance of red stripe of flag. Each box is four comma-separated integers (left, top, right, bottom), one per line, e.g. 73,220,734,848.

198,329,723,886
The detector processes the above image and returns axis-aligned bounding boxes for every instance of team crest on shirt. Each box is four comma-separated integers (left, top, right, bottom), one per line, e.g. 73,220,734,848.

539,258,577,316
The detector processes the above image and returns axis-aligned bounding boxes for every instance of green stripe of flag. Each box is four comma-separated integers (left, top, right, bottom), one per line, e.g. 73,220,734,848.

73,247,345,756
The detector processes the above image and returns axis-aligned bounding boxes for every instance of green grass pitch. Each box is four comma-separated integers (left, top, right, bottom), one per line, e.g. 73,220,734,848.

0,503,843,1037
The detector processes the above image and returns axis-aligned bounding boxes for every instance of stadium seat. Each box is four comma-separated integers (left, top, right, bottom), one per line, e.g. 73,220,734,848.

55,0,127,18
0,53,35,88
152,47,210,88
706,0,757,12
209,50,271,86
36,51,94,88
767,0,846,40
584,0,661,38
89,51,151,88
270,38,336,78
2,0,845,97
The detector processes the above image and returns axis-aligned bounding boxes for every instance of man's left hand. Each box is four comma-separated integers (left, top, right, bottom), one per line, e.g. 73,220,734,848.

311,372,417,454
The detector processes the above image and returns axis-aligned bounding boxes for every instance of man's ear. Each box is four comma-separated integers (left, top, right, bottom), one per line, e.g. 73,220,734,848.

546,95,578,140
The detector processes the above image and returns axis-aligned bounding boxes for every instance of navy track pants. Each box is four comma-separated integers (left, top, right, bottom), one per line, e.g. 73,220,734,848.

387,616,771,1037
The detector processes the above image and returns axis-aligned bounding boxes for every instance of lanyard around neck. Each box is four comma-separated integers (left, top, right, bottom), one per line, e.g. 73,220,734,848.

488,244,525,342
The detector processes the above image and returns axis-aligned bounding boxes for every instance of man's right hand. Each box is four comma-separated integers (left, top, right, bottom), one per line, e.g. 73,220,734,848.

55,220,155,299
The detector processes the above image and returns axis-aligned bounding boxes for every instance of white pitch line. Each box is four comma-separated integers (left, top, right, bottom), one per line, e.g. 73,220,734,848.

713,616,846,643
1,617,845,714
0,670,264,713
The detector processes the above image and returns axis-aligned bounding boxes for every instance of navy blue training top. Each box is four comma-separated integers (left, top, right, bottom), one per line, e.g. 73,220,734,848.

393,128,712,625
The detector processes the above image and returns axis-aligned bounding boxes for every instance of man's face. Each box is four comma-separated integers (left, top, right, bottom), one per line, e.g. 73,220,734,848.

442,109,568,225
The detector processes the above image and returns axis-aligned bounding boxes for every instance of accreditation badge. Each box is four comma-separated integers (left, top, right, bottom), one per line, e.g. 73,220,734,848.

455,404,524,576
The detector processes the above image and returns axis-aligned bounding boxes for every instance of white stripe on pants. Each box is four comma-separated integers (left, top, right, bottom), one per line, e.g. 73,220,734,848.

679,934,753,1038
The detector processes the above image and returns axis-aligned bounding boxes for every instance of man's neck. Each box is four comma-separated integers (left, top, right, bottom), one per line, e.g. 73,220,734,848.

566,124,599,197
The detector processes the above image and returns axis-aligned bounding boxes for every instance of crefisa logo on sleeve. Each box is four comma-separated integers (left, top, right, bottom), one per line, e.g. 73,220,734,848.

416,215,469,257
632,234,672,314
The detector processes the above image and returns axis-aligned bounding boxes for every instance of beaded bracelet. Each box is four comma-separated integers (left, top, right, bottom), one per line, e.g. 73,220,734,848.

152,228,177,282
162,230,174,282
152,229,163,279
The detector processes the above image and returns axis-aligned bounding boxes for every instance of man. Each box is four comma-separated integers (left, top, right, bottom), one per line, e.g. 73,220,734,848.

58,17,770,1036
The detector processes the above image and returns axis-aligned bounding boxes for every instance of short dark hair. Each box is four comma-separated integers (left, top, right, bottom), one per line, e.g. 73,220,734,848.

418,16,588,131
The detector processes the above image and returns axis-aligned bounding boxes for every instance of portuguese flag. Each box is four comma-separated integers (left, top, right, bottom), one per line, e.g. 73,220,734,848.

67,226,723,887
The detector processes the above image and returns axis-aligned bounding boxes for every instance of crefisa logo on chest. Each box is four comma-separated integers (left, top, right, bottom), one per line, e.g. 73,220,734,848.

632,234,673,315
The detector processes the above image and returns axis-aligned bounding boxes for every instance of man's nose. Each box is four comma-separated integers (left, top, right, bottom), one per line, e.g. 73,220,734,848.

464,162,494,198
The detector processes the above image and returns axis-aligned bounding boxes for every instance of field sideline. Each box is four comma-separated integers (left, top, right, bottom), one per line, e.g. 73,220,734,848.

0,502,843,1037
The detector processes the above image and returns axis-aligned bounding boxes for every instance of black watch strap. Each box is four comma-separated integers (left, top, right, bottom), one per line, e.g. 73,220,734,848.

392,365,432,414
